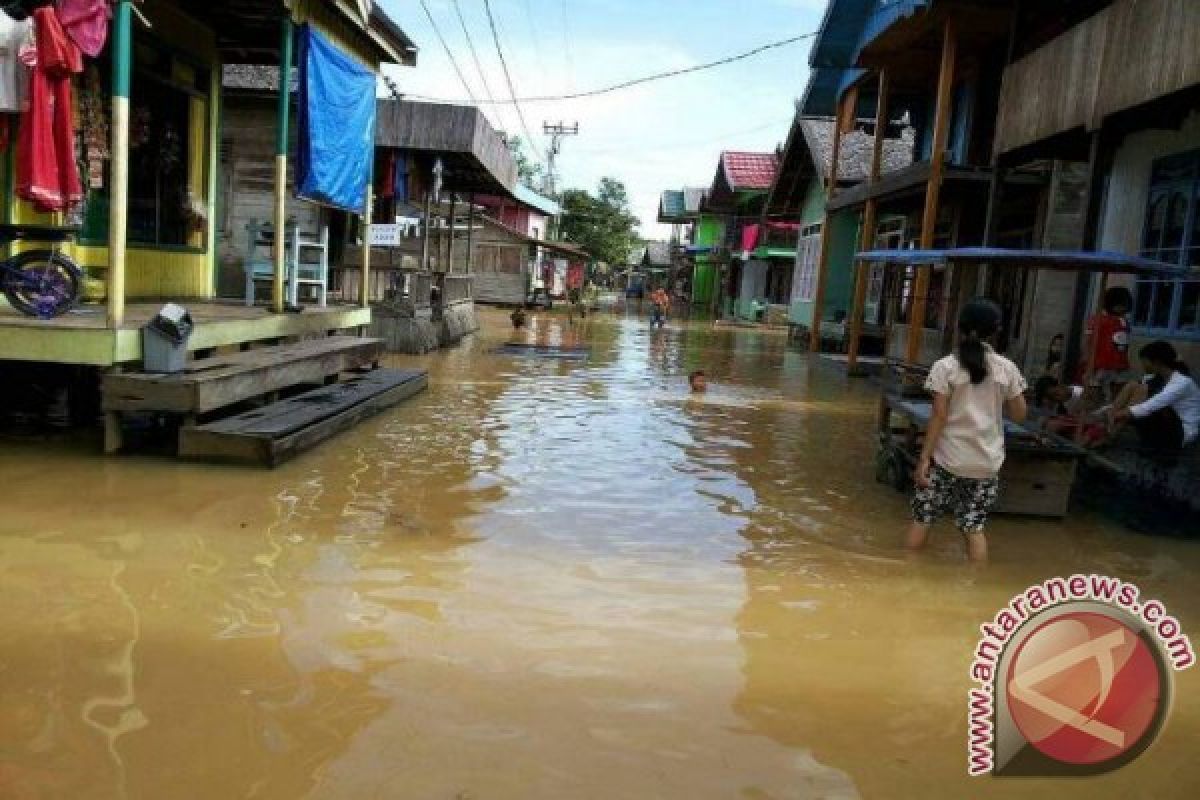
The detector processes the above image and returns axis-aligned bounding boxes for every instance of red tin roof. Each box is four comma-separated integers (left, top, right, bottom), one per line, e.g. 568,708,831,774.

721,151,779,191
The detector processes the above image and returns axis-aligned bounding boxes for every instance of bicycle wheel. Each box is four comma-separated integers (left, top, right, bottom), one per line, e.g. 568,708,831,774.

3,249,82,319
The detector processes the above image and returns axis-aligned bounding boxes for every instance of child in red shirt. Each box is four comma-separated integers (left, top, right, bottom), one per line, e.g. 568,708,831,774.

1085,287,1133,398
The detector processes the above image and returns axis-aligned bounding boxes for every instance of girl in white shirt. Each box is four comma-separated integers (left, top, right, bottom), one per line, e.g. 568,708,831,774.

1112,341,1199,458
907,299,1028,562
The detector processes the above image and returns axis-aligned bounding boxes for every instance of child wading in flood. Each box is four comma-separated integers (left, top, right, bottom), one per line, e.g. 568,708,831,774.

907,299,1028,562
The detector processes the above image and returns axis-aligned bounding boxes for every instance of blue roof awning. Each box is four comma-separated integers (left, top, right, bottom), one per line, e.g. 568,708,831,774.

801,67,865,116
809,0,877,68
854,248,1189,276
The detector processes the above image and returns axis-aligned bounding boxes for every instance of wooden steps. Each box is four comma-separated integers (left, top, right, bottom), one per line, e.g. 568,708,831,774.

179,369,427,466
103,336,384,416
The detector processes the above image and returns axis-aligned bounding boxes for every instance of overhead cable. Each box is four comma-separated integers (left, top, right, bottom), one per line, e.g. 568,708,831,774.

410,31,817,106
418,0,479,106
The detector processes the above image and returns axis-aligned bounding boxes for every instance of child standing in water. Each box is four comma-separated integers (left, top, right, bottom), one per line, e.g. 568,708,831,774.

907,299,1028,562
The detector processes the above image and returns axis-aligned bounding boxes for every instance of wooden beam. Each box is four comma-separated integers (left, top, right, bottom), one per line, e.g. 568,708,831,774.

361,185,373,308
421,188,432,271
809,89,854,348
446,194,457,273
466,193,476,274
106,1,133,330
906,18,957,364
847,69,889,373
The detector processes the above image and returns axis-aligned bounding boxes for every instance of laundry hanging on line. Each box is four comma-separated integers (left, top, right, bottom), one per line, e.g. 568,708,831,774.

17,5,83,212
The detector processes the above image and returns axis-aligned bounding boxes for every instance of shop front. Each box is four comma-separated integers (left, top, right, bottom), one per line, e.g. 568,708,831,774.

0,0,414,365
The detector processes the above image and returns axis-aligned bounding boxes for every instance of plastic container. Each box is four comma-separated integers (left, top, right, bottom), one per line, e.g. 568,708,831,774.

142,303,193,373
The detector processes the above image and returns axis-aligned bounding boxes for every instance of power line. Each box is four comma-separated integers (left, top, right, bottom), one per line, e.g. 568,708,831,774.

449,0,508,132
419,0,479,106
482,0,538,148
573,118,792,157
407,31,815,106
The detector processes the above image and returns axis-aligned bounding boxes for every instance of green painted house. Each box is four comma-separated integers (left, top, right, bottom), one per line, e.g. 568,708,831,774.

765,114,914,340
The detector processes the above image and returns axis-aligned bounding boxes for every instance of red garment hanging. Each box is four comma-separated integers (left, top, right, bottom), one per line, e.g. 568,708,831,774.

16,7,83,212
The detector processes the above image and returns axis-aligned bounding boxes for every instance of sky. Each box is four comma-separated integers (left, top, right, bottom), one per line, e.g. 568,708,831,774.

378,0,828,239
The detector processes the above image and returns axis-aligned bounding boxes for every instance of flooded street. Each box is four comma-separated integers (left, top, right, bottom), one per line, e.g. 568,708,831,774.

2,307,1199,799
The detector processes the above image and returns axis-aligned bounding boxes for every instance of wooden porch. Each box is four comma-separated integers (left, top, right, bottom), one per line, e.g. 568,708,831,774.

0,302,371,366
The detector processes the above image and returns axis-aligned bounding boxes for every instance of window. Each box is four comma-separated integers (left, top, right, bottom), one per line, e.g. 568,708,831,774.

1135,149,1200,336
78,43,210,248
792,223,822,303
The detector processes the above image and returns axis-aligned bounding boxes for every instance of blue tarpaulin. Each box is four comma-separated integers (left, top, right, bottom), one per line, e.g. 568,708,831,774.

296,25,376,214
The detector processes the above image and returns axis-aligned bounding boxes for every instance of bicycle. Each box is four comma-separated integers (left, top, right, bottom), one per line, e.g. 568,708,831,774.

0,224,84,318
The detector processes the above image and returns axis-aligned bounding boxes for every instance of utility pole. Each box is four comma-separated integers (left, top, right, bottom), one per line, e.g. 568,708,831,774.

542,121,579,198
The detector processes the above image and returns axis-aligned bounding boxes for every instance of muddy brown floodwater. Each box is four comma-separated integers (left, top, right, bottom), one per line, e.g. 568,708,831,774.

1,307,1198,799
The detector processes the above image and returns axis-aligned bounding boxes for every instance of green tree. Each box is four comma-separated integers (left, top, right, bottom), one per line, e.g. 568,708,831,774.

559,177,640,266
505,136,544,190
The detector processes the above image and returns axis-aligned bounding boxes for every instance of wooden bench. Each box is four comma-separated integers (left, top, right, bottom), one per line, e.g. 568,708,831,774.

101,336,384,452
178,369,428,466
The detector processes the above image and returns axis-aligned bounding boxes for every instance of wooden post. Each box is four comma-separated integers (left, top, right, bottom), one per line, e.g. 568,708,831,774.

810,88,853,348
272,15,294,313
1066,130,1107,374
466,193,476,273
421,188,432,271
1082,270,1110,385
361,181,373,308
906,18,957,363
106,0,132,330
847,69,889,373
446,194,457,273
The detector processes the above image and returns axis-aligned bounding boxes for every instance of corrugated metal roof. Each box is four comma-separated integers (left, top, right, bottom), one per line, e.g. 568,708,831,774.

722,151,779,191
658,190,686,221
514,184,561,216
682,187,708,213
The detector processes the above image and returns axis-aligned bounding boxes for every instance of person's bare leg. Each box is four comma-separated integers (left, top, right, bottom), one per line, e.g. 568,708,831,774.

1109,382,1147,416
963,531,988,563
905,521,931,552
1107,382,1148,433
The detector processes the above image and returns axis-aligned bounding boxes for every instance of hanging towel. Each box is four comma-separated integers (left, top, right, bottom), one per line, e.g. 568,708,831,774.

16,7,83,212
58,0,111,58
296,24,376,213
0,10,34,112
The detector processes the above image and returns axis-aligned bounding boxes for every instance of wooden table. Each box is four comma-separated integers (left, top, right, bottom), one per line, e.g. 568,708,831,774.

880,394,1086,517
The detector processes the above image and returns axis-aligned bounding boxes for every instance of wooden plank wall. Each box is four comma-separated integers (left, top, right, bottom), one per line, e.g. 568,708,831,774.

217,102,321,298
995,0,1200,156
376,101,518,189
994,11,1107,155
